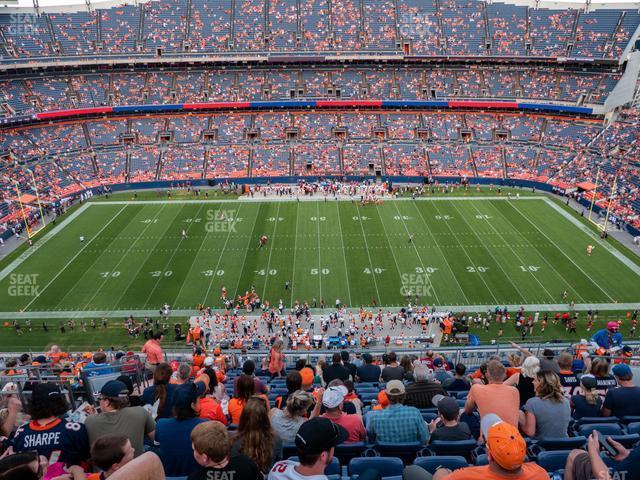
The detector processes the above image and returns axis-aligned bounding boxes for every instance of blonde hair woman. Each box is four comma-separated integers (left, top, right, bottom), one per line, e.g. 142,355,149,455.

270,390,321,443
520,371,571,439
504,356,540,407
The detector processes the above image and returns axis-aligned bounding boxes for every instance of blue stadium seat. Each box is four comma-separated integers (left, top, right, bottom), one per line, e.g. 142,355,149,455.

537,450,572,473
537,436,587,451
575,416,618,426
627,422,640,435
421,413,437,423
607,434,640,448
289,456,340,479
426,440,478,460
374,442,423,462
165,477,188,480
334,442,367,463
413,456,469,473
578,424,625,437
282,443,297,459
349,457,403,479
620,416,640,425
475,454,488,466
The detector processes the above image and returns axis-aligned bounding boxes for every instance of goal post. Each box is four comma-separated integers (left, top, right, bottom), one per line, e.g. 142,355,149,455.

586,170,618,235
6,169,47,240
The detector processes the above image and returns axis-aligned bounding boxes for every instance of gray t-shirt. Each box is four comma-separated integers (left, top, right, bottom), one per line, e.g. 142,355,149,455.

270,409,305,444
85,406,155,457
524,396,570,439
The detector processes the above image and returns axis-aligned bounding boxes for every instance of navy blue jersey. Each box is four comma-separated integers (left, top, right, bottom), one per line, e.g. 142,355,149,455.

12,417,89,466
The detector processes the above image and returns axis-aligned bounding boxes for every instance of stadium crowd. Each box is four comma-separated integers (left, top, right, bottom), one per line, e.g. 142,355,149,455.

0,332,639,479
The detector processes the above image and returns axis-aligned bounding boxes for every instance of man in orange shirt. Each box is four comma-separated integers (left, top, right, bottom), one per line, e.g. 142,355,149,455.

405,413,549,479
464,360,520,427
141,333,164,374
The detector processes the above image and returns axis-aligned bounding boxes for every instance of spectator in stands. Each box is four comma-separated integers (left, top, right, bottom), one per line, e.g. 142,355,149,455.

400,355,415,381
271,390,320,443
442,363,470,391
520,370,570,440
156,381,207,476
84,352,112,376
320,384,366,442
369,380,429,444
571,375,602,420
564,430,640,480
89,433,135,479
85,380,155,458
235,360,268,395
267,418,361,480
190,421,261,480
381,352,404,382
356,353,381,383
510,342,559,373
341,351,357,380
141,362,178,419
229,374,265,425
0,396,21,437
323,353,351,384
141,332,164,374
407,413,549,480
431,358,450,384
268,339,285,379
590,357,618,398
557,352,580,398
275,370,302,409
198,359,226,402
115,374,142,407
428,395,472,442
12,383,90,466
196,378,227,424
404,361,446,409
0,450,85,480
504,356,540,407
465,360,519,427
232,396,282,475
603,363,640,418
173,363,192,385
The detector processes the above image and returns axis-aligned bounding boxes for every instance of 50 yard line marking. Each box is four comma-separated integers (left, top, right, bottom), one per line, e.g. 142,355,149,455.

354,202,382,305
22,205,128,311
335,202,353,307
262,203,282,300
231,204,261,301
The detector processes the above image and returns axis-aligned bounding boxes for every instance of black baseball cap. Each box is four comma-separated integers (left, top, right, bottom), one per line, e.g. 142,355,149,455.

432,394,459,419
295,418,348,454
173,381,206,408
32,382,63,403
100,380,129,398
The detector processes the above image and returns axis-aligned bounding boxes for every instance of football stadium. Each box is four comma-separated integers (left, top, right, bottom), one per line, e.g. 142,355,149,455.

0,0,639,478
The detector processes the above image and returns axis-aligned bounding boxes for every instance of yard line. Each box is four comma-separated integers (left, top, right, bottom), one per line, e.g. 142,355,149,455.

354,203,382,305
289,203,300,307
22,205,128,311
78,204,169,313
200,203,244,305
262,203,282,300
335,202,353,307
429,201,499,305
506,201,615,302
485,201,586,303
464,201,556,303
388,201,440,304
142,204,206,308
448,201,530,304
231,204,261,300
316,202,323,304
409,201,470,304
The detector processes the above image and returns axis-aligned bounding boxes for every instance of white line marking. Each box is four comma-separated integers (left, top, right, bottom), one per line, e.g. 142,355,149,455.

354,202,382,304
316,202,323,303
262,203,282,300
289,202,300,307
335,202,353,307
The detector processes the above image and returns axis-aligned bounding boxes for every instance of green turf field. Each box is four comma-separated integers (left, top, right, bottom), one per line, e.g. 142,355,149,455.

0,195,638,317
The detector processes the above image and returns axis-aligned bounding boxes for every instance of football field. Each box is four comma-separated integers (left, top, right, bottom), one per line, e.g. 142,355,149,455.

0,195,639,317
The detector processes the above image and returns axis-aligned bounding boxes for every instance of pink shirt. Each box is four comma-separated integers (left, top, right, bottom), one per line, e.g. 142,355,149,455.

322,411,367,443
142,340,163,364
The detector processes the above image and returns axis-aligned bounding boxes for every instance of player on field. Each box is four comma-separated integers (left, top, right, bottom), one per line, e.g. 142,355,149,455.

259,235,268,248
587,244,593,256
79,236,84,243
182,229,188,239
408,234,414,243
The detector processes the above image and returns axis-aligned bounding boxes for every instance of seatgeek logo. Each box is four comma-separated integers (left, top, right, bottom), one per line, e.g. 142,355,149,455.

8,273,39,297
398,13,433,38
205,209,241,233
7,14,37,35
399,273,434,299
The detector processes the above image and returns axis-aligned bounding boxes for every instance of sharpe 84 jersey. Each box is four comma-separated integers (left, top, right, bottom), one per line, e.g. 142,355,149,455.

12,417,90,465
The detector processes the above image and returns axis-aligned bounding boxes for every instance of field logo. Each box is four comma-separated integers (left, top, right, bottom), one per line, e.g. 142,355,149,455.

8,273,39,297
400,273,434,299
398,13,433,38
7,13,37,35
206,209,239,233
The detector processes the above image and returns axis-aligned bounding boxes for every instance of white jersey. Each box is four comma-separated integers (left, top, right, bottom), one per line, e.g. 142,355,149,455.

268,460,327,480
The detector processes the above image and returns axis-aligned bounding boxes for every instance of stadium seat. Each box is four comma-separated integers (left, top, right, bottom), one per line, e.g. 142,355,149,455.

289,456,340,479
606,434,640,448
536,450,572,473
334,442,367,463
421,413,438,423
575,416,618,426
374,442,424,462
349,457,403,479
426,440,478,460
413,456,469,473
627,422,640,435
475,454,488,466
578,424,625,437
282,443,297,459
620,416,640,425
537,436,587,451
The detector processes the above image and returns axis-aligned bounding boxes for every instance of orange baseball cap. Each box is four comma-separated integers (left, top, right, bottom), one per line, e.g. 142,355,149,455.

300,367,314,386
481,414,526,471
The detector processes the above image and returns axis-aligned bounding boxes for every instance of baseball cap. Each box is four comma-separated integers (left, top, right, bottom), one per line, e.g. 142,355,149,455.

607,322,619,330
612,364,632,378
32,382,63,403
100,380,129,398
385,380,406,395
295,417,348,454
580,375,597,390
322,385,347,409
432,394,459,418
203,357,214,367
173,381,206,408
481,414,526,471
433,358,444,368
300,367,314,386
